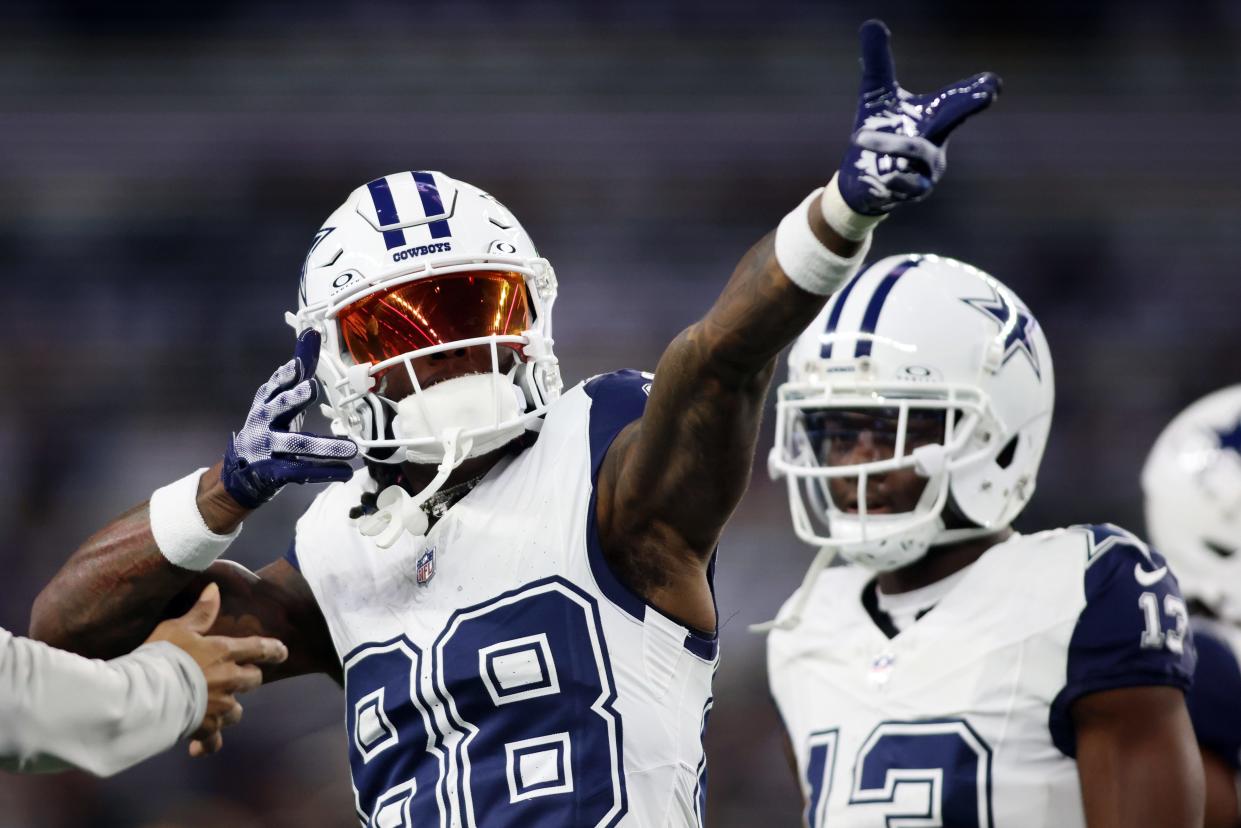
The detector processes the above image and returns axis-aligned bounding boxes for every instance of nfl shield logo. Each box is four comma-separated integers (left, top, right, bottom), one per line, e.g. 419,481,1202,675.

416,547,436,586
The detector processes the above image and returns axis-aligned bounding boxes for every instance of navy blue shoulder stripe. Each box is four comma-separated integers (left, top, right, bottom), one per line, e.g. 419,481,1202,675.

583,370,720,660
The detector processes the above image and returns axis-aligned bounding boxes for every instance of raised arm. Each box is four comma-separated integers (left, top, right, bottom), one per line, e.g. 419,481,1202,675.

30,331,355,683
595,21,1000,628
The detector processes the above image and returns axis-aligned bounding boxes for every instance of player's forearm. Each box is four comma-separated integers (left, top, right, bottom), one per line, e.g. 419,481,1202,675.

30,503,204,656
30,462,247,657
689,200,864,387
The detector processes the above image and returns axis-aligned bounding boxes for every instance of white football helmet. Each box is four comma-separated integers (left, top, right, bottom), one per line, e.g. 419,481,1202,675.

1142,386,1241,623
770,254,1055,572
288,170,561,469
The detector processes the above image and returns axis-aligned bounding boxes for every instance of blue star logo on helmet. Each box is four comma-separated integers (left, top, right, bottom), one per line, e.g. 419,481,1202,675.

961,288,1042,379
1216,420,1241,455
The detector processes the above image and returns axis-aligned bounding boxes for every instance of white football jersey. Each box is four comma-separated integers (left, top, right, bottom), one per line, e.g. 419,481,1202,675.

288,371,718,828
767,525,1195,828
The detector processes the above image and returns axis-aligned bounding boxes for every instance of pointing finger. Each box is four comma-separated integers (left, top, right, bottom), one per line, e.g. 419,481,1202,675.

858,19,896,95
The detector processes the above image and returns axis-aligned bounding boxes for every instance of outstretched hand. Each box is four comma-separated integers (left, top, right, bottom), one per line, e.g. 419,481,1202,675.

144,583,288,757
220,329,358,509
836,19,1001,216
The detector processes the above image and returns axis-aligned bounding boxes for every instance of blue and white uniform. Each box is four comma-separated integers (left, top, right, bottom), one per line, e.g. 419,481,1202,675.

767,525,1195,828
1187,617,1241,772
288,371,718,828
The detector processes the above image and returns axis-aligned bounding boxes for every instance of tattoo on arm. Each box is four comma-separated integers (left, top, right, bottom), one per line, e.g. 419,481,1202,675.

30,499,334,683
603,211,860,561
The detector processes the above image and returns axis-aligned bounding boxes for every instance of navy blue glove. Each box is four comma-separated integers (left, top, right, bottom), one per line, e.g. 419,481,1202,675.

221,330,358,509
836,20,1001,216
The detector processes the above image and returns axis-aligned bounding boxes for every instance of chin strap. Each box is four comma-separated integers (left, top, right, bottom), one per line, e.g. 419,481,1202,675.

749,545,838,633
358,427,474,550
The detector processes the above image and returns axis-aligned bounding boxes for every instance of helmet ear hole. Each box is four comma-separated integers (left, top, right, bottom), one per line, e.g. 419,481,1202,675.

1205,540,1237,560
995,435,1018,469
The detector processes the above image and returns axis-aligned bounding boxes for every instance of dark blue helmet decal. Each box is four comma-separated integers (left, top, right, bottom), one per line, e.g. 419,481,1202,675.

962,287,1042,380
411,171,452,240
1216,420,1241,455
819,271,864,359
853,258,919,357
299,226,335,305
819,257,919,359
366,176,407,250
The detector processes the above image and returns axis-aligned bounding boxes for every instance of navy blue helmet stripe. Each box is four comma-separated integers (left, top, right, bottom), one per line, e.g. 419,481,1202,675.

854,258,918,357
412,171,452,239
819,272,864,358
366,177,407,250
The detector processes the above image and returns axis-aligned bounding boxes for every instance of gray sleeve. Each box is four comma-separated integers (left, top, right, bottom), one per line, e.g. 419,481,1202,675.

0,628,207,777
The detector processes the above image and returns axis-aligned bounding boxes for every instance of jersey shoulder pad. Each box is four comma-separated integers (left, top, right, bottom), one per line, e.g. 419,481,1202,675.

582,369,654,479
1187,618,1241,769
1048,523,1196,757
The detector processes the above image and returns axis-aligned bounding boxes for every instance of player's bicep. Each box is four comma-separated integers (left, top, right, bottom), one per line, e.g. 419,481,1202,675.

604,345,773,557
1073,685,1203,828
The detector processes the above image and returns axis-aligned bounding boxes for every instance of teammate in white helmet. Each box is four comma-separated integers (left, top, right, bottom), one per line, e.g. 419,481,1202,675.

1143,386,1241,828
763,252,1203,827
32,20,1000,827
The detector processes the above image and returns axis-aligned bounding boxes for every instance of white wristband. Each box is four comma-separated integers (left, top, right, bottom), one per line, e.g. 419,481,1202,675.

819,172,888,241
149,468,241,571
774,187,874,296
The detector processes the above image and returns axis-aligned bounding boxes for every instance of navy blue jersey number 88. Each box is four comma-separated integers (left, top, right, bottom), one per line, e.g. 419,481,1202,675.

344,578,627,827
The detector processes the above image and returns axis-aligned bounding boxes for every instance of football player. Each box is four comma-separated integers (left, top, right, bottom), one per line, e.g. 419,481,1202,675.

1143,386,1241,828
764,253,1203,826
30,20,1000,827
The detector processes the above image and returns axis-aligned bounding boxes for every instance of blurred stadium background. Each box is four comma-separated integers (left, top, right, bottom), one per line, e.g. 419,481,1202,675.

1,0,1239,825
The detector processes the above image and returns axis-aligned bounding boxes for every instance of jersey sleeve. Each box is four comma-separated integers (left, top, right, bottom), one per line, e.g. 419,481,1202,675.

583,369,653,481
1048,524,1197,757
581,370,718,657
1186,621,1241,769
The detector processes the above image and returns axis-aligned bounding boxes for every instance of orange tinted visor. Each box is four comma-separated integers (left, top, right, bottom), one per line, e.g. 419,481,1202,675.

338,271,531,367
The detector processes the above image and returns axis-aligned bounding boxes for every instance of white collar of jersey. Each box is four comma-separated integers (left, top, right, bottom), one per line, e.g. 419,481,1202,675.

876,566,971,631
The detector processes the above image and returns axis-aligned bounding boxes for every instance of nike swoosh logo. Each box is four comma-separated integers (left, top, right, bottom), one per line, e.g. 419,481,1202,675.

1134,563,1168,587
